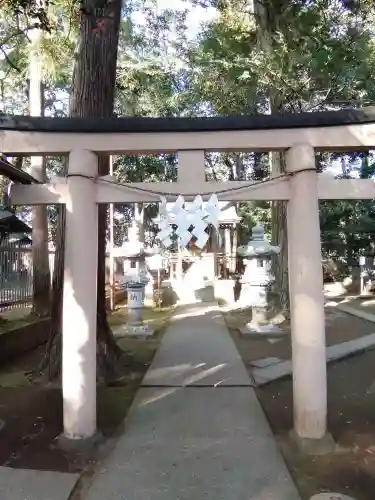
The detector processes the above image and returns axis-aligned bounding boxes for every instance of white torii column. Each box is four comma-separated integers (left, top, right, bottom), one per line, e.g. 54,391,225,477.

286,144,332,450
61,149,98,444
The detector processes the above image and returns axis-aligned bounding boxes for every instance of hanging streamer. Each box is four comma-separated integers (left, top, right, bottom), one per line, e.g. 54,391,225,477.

204,194,222,248
156,194,222,250
157,196,173,247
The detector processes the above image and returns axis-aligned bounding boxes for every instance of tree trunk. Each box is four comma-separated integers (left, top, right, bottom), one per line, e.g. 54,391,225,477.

43,0,142,381
252,152,267,180
270,154,289,316
254,0,289,316
29,28,51,318
44,201,65,380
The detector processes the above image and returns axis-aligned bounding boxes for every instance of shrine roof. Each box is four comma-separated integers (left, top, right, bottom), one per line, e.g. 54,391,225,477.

0,157,38,184
0,209,31,234
1,107,375,133
219,203,241,223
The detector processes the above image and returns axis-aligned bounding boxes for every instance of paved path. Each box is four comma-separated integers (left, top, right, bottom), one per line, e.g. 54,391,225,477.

84,303,300,500
0,468,79,500
142,304,251,387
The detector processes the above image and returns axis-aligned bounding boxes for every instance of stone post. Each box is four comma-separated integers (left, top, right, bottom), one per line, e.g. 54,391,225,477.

61,149,98,443
211,226,219,277
359,255,371,296
286,144,333,451
225,227,231,255
231,224,238,273
224,227,231,277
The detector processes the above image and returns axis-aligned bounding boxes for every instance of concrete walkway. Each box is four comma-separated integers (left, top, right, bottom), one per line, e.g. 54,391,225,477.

84,303,300,500
0,468,79,500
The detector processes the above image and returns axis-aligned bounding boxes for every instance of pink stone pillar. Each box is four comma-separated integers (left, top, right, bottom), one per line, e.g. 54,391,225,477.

286,144,327,440
62,149,98,441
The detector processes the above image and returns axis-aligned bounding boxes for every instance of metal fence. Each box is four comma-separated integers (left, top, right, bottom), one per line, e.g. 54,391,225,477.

0,238,55,311
0,239,33,310
0,241,124,312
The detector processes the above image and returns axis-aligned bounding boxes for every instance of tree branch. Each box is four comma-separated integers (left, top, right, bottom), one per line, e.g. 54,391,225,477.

0,46,22,73
0,26,32,47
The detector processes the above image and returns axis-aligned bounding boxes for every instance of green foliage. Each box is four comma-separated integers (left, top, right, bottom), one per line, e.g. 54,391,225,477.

3,0,52,30
111,153,177,245
320,155,375,272
0,0,77,115
186,0,375,275
2,0,375,276
189,0,375,113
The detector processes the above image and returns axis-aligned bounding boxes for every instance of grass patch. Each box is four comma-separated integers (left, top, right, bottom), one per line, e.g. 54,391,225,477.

0,318,31,334
108,303,174,369
0,307,39,335
108,303,174,331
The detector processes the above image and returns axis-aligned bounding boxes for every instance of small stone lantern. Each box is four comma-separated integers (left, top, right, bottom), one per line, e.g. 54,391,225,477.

112,223,157,337
237,224,281,335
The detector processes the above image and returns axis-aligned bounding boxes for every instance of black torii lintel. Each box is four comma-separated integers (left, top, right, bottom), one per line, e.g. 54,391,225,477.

1,107,375,134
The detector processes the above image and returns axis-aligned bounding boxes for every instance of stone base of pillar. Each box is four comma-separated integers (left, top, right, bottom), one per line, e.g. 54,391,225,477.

240,308,284,336
289,429,335,456
240,321,283,336
309,494,356,500
56,431,104,453
114,323,154,337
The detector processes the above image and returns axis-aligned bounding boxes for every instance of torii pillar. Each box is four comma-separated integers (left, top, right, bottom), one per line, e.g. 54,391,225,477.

286,144,334,452
60,149,98,444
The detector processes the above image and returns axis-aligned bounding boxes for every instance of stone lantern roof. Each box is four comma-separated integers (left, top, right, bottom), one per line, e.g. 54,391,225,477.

237,224,280,258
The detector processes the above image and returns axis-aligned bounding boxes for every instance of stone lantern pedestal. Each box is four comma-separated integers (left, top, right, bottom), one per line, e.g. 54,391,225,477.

237,225,282,335
127,282,146,326
120,274,154,337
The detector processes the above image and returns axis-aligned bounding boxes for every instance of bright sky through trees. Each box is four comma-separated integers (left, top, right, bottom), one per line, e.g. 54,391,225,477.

131,0,218,40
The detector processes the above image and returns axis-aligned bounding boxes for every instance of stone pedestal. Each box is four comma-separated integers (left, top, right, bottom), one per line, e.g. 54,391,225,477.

127,284,144,326
241,306,282,335
116,282,154,337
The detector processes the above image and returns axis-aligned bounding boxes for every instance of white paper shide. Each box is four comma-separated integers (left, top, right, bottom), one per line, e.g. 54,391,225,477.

156,194,222,250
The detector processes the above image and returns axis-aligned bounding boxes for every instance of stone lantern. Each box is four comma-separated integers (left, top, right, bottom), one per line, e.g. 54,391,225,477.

112,221,158,336
237,224,281,335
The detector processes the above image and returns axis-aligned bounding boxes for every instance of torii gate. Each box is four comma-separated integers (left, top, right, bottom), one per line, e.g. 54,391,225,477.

2,109,375,449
